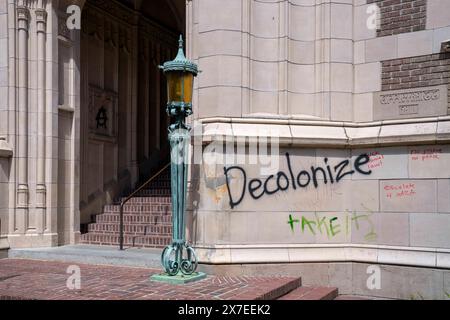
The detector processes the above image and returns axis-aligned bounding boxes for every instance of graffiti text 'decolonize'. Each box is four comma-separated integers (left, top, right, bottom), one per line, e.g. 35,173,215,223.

224,153,372,209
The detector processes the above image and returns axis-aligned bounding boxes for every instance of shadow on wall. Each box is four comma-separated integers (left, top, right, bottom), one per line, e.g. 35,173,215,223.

0,156,11,239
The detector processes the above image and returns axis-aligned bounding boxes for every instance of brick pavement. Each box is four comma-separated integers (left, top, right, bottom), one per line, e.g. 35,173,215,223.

0,259,303,300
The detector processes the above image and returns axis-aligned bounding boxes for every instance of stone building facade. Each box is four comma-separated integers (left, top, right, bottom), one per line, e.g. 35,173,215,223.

0,0,450,299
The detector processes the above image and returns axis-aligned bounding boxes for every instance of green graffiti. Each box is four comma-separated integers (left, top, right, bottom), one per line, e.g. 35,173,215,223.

316,213,330,237
287,214,299,232
302,216,316,235
330,217,340,237
445,292,450,299
409,292,426,300
288,211,377,241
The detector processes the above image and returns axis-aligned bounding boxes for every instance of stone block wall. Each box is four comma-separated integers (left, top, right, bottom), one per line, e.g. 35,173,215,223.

192,139,450,271
190,0,450,123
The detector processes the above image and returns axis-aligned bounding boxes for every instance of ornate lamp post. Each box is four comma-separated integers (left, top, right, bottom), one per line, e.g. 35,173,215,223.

151,36,206,284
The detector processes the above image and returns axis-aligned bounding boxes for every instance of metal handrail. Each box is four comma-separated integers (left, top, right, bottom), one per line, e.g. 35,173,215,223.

119,163,171,250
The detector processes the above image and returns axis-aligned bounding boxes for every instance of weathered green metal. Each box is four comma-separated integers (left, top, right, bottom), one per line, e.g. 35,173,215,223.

161,35,198,76
150,271,207,285
159,36,199,277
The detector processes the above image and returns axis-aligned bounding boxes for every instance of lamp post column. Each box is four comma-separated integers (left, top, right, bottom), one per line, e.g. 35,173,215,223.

151,36,206,283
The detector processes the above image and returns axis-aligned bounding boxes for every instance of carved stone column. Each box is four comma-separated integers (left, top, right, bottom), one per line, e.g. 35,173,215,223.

16,3,30,233
36,2,47,234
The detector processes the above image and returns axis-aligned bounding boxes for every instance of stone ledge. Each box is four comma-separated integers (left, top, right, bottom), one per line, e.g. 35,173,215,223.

194,244,450,269
0,138,12,158
197,116,450,148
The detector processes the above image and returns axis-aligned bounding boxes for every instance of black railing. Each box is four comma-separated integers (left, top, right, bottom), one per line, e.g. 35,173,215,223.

119,163,171,250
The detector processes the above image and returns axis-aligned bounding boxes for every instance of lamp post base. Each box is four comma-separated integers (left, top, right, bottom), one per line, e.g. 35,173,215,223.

150,272,207,285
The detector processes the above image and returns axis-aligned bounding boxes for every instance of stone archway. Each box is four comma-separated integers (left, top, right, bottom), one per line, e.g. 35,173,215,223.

76,0,184,235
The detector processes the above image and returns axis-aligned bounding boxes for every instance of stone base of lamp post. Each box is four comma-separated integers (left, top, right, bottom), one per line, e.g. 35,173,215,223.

150,272,207,285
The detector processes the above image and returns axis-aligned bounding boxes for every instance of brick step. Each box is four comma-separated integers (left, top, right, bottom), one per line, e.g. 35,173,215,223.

95,214,172,224
101,210,172,216
137,189,171,196
79,233,172,248
227,276,302,300
143,181,171,188
278,286,338,300
120,196,171,204
88,223,172,235
104,204,172,212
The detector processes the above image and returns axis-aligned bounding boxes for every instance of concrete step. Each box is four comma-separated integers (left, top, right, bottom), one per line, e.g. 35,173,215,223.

278,286,339,300
8,245,163,269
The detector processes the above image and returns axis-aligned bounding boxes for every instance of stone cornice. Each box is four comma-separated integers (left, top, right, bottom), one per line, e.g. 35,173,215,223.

197,116,450,148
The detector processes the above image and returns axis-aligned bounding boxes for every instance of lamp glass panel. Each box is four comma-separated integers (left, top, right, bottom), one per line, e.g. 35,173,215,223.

167,71,194,104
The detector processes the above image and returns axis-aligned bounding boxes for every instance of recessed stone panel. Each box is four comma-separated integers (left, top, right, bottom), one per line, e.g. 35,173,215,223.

373,85,448,121
408,145,450,179
438,180,450,213
380,180,437,213
410,213,450,249
351,147,409,180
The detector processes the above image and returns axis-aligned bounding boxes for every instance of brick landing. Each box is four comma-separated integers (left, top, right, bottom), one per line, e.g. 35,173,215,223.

0,259,311,300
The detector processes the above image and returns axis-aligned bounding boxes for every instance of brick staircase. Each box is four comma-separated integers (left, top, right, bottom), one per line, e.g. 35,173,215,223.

278,286,339,300
80,168,173,248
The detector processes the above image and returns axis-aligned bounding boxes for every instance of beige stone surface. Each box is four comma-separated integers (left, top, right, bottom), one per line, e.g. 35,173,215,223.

353,93,374,123
289,41,315,64
251,1,280,38
427,0,450,29
198,87,242,118
380,180,437,213
352,263,445,300
398,30,433,58
330,63,353,93
2,0,450,275
378,122,438,145
330,3,352,39
198,0,242,33
288,63,315,94
198,30,242,57
199,56,242,88
408,145,450,179
352,146,409,180
432,26,450,53
289,4,315,41
353,4,377,41
410,213,450,248
354,62,381,94
437,180,450,213
365,36,398,63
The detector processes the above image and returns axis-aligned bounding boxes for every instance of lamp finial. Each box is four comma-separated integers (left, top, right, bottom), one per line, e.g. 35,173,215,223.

178,35,183,49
